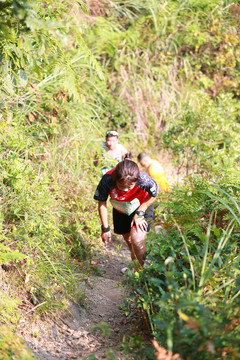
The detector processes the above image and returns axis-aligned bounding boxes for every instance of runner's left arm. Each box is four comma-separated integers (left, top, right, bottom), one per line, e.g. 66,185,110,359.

132,173,158,231
131,194,156,231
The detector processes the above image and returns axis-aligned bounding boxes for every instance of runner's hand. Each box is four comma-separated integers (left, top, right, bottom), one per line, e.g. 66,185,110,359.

101,231,111,244
132,215,148,232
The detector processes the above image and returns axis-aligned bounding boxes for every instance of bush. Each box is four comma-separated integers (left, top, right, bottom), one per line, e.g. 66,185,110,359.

123,178,240,358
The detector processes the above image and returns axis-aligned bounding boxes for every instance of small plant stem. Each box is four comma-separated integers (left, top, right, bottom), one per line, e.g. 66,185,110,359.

18,301,47,323
174,221,196,290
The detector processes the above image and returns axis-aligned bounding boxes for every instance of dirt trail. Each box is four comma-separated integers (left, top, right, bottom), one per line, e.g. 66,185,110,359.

17,239,139,360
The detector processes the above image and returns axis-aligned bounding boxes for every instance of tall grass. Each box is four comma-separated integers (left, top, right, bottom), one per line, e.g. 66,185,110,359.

0,0,107,322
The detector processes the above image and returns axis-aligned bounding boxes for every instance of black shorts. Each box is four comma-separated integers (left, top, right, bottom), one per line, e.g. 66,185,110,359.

113,205,154,235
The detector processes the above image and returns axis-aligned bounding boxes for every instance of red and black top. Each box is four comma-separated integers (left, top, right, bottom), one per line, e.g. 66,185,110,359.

94,168,158,216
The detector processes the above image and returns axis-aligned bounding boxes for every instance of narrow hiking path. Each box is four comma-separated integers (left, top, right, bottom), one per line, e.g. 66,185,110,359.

17,239,143,360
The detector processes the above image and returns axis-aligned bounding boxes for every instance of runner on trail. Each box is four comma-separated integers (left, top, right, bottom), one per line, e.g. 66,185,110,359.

137,152,170,192
100,130,128,175
93,156,158,266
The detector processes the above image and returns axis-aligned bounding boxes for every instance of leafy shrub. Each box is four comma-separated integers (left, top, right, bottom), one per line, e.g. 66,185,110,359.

123,177,240,358
162,93,240,176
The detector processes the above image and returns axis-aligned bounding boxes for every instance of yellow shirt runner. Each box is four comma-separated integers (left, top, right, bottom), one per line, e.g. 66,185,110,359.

147,160,170,192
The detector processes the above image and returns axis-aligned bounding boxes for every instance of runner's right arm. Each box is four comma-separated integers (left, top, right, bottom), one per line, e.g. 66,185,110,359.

98,201,111,243
94,174,114,244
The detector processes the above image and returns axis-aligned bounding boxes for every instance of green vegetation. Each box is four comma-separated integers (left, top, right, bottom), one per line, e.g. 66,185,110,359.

0,0,240,358
0,326,36,359
124,175,240,358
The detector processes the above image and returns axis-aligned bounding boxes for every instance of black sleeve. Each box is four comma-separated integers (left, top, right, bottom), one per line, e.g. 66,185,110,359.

137,172,158,197
93,174,114,202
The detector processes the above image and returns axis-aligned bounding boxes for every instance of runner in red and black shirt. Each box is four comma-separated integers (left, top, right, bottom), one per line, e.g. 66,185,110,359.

94,158,158,266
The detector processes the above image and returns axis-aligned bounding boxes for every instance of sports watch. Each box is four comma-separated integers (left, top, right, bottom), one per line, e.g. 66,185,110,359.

136,210,145,217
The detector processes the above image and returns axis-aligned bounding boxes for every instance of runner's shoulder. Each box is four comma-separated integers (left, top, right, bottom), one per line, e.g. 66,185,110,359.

137,171,157,188
94,173,115,200
136,172,158,196
100,172,114,186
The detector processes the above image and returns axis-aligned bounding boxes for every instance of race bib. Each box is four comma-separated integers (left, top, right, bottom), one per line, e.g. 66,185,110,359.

110,198,140,215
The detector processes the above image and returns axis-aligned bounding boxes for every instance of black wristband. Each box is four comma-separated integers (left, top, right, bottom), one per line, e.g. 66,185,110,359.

101,225,110,233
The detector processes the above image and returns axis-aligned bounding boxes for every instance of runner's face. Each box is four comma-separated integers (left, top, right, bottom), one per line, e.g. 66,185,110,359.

140,158,150,169
106,136,118,150
116,182,136,193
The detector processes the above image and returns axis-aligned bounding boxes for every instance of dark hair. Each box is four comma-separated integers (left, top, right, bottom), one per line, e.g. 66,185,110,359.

112,159,139,184
137,152,149,162
124,152,133,160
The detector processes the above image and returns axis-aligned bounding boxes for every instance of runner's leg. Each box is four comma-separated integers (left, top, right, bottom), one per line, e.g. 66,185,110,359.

122,233,136,260
130,227,147,266
129,205,154,266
